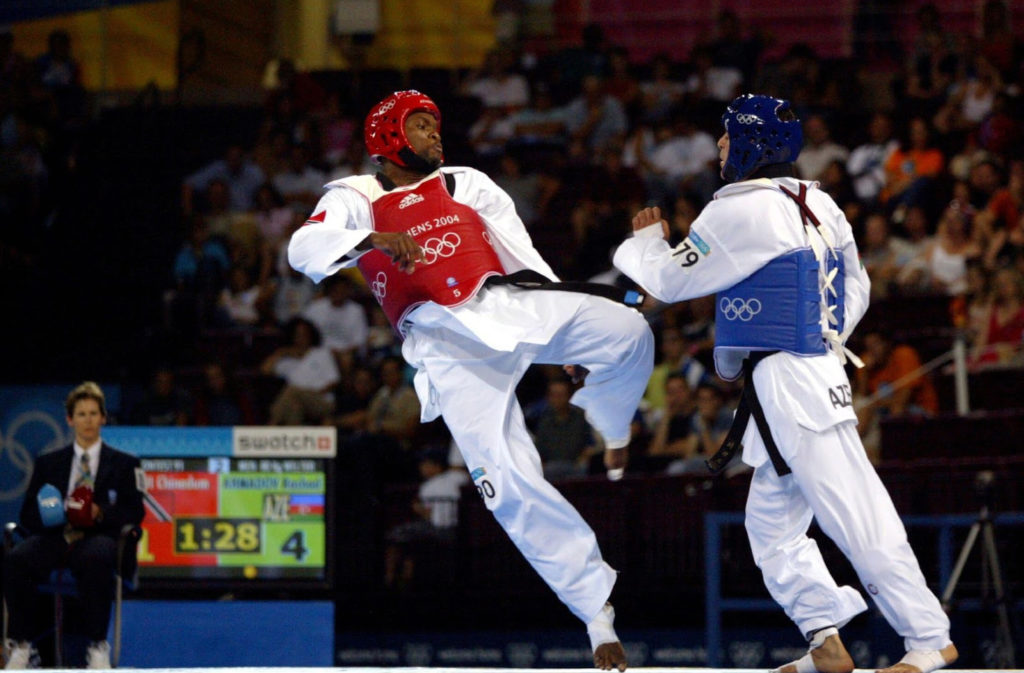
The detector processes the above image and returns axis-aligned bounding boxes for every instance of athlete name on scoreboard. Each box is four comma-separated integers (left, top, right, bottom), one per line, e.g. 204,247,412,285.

144,473,213,491
232,427,337,457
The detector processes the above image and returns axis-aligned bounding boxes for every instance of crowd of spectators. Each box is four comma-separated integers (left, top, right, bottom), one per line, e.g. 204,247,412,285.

1,28,86,269
4,4,1024,487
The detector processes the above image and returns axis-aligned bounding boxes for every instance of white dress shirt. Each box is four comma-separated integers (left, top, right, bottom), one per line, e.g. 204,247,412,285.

68,439,101,494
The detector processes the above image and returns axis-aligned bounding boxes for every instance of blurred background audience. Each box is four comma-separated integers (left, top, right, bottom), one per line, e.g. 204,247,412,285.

2,0,1022,485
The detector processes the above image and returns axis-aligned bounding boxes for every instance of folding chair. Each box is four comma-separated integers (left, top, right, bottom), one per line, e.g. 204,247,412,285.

3,522,141,668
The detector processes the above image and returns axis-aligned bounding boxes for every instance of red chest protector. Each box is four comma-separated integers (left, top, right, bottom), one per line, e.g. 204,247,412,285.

358,174,506,330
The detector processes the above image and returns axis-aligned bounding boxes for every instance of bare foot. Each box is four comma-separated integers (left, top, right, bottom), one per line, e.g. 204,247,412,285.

877,643,958,673
594,641,627,671
778,634,854,673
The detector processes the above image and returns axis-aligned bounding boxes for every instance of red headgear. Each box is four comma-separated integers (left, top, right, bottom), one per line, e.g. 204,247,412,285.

364,90,442,168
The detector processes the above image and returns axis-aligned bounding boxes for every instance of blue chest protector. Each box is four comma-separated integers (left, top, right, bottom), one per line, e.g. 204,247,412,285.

715,247,845,356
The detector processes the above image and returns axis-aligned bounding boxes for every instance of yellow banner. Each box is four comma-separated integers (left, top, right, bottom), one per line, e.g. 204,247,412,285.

369,0,496,70
289,0,496,72
10,0,178,91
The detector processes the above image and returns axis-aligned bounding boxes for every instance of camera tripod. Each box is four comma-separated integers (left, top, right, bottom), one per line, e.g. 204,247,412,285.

940,473,1017,668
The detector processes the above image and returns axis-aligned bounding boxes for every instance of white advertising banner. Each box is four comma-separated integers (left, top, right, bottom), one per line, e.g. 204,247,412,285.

232,426,337,457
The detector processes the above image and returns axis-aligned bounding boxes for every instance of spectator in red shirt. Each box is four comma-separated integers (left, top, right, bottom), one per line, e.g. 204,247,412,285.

978,159,1024,270
969,267,1024,367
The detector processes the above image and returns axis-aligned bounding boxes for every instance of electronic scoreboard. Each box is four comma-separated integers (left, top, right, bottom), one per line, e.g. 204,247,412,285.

102,426,334,587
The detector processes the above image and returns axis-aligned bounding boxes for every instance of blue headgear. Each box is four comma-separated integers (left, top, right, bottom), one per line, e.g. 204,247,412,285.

721,94,802,182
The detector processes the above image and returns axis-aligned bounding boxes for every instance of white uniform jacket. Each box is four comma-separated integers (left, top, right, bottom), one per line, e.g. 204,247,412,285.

613,177,872,468
289,166,589,420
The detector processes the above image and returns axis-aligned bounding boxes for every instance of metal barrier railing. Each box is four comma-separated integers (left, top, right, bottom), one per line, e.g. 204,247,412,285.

854,332,1024,417
703,510,1024,667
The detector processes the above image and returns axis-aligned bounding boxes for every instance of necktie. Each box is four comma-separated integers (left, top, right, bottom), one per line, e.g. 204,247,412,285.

76,450,94,490
65,451,93,543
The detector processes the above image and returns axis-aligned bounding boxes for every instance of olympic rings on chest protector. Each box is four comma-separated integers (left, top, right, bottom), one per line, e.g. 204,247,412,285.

420,232,461,265
371,271,388,302
719,296,762,321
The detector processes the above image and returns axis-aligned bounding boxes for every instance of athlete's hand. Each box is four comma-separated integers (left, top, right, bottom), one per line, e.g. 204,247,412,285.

631,207,670,240
563,364,589,384
368,232,424,273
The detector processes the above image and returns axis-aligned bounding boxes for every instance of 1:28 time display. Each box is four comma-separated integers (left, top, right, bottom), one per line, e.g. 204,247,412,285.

174,517,261,553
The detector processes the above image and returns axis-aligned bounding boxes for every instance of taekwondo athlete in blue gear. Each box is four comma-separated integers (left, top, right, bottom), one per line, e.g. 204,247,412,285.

613,93,958,673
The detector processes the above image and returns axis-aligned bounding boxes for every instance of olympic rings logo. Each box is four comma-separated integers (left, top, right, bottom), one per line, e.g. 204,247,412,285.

371,272,387,303
734,113,760,125
719,296,762,321
421,232,461,265
376,99,396,116
0,410,68,502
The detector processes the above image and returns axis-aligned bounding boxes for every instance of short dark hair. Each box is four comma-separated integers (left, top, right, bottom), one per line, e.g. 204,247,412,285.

417,445,449,468
284,316,322,346
696,382,724,400
665,372,690,389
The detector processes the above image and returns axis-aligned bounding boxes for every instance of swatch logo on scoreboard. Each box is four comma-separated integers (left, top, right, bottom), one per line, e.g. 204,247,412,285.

232,427,337,458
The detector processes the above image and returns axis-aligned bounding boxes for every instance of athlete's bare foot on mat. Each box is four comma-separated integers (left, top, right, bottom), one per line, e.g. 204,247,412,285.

588,603,626,671
877,643,958,673
593,641,627,671
774,630,853,673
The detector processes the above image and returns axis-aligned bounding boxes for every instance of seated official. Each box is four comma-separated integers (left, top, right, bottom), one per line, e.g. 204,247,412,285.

4,382,144,670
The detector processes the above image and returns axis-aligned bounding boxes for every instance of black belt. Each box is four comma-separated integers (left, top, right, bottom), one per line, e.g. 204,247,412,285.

485,269,645,307
705,350,791,477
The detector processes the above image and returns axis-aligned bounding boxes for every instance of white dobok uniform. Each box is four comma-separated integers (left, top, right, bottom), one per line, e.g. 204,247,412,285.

289,166,653,624
613,177,951,651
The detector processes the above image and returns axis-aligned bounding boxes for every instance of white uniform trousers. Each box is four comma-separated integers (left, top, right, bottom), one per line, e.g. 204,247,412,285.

404,292,653,623
745,420,952,651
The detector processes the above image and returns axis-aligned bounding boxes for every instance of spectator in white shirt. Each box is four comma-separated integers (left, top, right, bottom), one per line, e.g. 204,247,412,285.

272,142,327,212
625,116,720,210
460,48,530,112
218,264,265,327
384,445,469,588
685,45,743,104
183,143,265,215
847,112,899,205
302,273,369,365
260,317,340,425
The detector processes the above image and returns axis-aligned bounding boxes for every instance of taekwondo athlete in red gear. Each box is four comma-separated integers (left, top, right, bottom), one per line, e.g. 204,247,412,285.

613,94,958,673
288,90,654,672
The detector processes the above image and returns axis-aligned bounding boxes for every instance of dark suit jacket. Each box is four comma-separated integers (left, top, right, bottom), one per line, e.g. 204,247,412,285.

19,442,145,543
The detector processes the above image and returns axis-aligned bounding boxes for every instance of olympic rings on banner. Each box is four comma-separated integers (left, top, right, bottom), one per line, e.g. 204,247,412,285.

0,411,67,502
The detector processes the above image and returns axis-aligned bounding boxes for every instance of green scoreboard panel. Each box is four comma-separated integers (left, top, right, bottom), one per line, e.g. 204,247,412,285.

139,457,328,581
